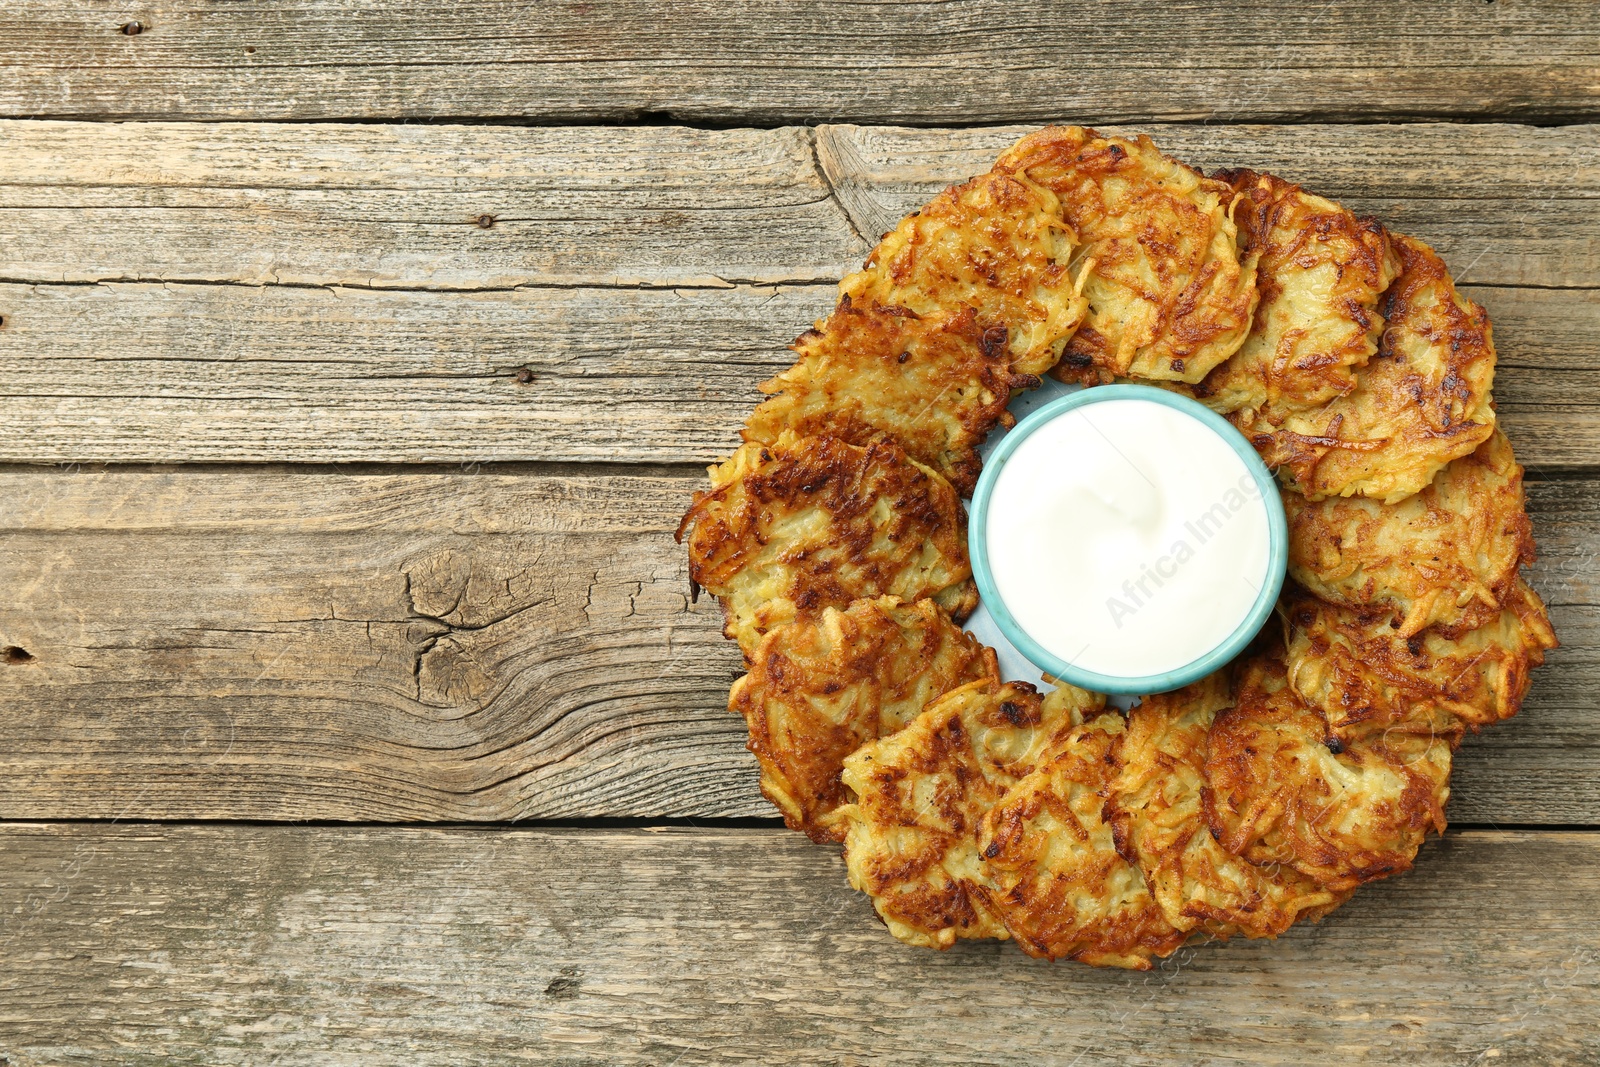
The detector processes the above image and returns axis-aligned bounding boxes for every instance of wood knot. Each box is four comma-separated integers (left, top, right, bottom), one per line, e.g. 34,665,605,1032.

514,366,535,385
3,646,35,664
120,21,145,35
475,214,497,229
544,973,581,999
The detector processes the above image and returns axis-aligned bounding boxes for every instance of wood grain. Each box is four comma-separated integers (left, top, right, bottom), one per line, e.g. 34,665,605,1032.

0,468,743,821
3,1,1599,125
0,824,1595,1066
0,468,1591,823
1,121,1597,465
3,120,1596,290
0,281,813,465
0,121,862,290
2,280,1591,466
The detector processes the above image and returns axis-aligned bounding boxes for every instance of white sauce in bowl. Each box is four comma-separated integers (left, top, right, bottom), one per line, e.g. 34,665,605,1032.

983,397,1273,679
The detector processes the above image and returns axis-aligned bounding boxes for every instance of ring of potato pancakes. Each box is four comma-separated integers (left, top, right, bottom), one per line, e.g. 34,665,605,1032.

677,126,1557,968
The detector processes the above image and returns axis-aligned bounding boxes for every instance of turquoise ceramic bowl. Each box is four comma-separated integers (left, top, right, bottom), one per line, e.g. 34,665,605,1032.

968,384,1288,695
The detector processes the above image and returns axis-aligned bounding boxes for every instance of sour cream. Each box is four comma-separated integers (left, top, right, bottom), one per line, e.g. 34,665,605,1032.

973,389,1282,688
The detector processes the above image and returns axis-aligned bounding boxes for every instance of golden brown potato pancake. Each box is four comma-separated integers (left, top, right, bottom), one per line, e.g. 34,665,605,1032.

975,711,1187,968
731,596,997,843
1285,580,1558,737
994,126,1259,385
744,301,1031,495
1196,170,1402,418
679,123,1555,968
1205,654,1454,891
1105,673,1349,938
1246,232,1497,502
838,679,1101,950
677,432,977,656
1285,429,1534,637
838,169,1088,376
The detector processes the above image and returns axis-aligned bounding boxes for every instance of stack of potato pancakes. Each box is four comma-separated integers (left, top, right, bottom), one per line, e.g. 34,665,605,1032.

676,127,1557,968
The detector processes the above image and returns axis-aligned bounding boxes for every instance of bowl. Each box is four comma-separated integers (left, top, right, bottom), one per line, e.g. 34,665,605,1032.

967,383,1288,695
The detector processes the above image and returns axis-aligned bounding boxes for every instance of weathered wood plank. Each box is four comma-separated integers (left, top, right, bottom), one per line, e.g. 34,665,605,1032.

0,469,744,821
3,280,1591,467
1470,286,1600,471
2,120,1596,464
0,825,1594,1066
0,468,1591,823
2,121,1597,290
0,281,811,465
0,121,864,290
3,1,1599,125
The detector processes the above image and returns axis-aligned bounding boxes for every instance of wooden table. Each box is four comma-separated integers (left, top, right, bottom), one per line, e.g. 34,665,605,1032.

2,4,1598,1063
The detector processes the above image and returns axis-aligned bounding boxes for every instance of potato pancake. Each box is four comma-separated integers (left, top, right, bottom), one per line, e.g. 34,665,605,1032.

1196,170,1401,418
994,126,1259,385
838,679,1100,950
1247,233,1497,502
1285,430,1534,637
679,122,1555,968
1285,580,1558,737
838,169,1088,376
975,711,1187,968
1105,673,1349,938
1205,654,1454,891
744,301,1030,495
677,432,976,656
731,596,997,843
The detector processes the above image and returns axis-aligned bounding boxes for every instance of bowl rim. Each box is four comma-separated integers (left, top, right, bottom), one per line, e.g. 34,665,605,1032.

967,382,1288,695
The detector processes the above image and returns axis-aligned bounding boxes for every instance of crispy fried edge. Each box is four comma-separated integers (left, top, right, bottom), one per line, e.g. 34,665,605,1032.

1204,653,1455,892
1283,429,1535,638
1255,231,1497,503
1283,579,1558,736
974,711,1188,968
1105,672,1348,939
837,678,1082,950
995,125,1259,385
731,595,998,843
744,301,1034,495
837,168,1090,377
1196,168,1400,417
676,432,977,654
